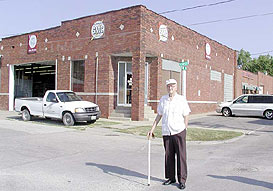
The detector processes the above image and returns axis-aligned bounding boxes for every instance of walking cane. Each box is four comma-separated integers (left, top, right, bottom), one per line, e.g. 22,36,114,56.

148,138,151,186
148,132,154,186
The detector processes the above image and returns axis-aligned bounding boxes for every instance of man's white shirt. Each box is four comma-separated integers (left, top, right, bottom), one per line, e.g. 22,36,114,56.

157,93,191,136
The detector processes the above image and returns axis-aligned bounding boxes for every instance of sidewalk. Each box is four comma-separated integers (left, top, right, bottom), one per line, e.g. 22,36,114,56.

98,112,218,129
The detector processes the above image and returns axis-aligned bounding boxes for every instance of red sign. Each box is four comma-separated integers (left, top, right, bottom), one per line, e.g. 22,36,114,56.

28,35,37,54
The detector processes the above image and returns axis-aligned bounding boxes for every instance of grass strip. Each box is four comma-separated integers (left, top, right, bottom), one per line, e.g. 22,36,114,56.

116,126,243,141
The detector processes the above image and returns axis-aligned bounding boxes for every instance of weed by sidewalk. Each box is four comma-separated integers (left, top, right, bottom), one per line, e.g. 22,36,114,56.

115,126,243,141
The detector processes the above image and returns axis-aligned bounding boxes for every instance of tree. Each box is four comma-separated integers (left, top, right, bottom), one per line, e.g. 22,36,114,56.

237,49,273,76
237,49,252,69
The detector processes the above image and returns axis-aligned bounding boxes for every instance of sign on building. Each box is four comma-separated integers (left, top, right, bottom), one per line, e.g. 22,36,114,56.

205,43,211,60
28,34,37,54
159,24,168,42
91,21,105,39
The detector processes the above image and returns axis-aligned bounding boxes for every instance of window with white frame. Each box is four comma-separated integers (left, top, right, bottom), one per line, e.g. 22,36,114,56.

71,60,85,92
210,70,221,82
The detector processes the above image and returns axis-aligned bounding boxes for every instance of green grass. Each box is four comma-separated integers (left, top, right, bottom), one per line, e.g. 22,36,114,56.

116,126,243,141
86,120,121,128
92,121,121,126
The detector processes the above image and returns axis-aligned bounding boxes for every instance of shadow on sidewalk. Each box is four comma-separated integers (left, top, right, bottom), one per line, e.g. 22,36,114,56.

208,175,273,189
86,162,162,185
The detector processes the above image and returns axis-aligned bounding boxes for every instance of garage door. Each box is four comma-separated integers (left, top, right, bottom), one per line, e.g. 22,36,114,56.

224,74,233,102
14,62,56,98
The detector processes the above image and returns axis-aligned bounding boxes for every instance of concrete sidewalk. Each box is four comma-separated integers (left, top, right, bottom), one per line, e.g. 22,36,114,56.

98,112,218,129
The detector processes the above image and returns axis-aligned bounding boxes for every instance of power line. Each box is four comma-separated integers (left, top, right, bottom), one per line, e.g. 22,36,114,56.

188,12,273,26
159,0,237,14
251,50,273,56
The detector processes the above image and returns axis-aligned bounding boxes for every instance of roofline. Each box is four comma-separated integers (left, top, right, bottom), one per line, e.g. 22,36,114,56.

2,5,145,41
62,5,145,24
2,26,61,40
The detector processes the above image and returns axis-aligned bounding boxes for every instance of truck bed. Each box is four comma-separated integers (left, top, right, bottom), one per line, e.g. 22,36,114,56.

16,97,43,101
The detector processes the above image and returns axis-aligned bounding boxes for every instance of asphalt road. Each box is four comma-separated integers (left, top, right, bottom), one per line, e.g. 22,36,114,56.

0,111,272,191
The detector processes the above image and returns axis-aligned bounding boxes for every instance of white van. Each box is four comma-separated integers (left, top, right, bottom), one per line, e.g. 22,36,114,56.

216,94,273,119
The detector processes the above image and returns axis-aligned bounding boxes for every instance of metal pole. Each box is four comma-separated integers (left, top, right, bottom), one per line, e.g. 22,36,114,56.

95,52,98,103
182,70,186,98
148,139,151,186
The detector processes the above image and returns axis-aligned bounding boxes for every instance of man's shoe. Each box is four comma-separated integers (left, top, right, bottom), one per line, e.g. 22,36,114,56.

162,179,176,185
179,183,186,189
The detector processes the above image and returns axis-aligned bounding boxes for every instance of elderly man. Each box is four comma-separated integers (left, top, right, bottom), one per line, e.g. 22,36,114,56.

147,79,191,190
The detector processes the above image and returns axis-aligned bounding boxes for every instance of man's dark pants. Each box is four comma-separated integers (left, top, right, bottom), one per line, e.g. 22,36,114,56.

163,129,187,184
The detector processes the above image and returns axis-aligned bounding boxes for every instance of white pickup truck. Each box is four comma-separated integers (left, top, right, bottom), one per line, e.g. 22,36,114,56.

14,90,101,126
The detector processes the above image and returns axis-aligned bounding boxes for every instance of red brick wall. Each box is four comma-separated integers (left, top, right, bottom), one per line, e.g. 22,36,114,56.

235,70,258,97
189,103,218,114
235,70,273,98
258,72,273,95
0,95,8,110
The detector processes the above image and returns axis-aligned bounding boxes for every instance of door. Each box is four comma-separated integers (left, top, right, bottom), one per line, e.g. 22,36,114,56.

43,92,61,118
259,86,264,94
231,95,251,116
144,62,149,105
224,74,233,102
118,62,132,106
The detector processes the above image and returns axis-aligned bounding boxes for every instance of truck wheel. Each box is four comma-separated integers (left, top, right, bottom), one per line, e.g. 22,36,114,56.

222,107,232,117
22,109,32,121
63,112,75,126
264,110,273,120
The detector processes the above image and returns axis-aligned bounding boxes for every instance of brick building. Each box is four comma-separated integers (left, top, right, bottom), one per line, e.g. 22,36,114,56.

1,5,269,121
235,70,273,97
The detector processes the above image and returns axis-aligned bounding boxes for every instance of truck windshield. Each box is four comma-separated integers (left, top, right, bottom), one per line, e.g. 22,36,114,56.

56,92,82,102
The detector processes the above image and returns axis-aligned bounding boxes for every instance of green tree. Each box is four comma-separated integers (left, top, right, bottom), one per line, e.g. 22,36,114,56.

237,49,252,69
237,49,273,76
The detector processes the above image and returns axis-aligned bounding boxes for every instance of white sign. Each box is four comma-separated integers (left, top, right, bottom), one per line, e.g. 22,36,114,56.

91,21,105,39
205,43,211,60
159,25,168,42
28,35,37,54
29,35,37,49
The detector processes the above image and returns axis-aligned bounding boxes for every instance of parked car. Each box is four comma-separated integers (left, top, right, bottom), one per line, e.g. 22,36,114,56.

216,94,273,120
14,90,101,126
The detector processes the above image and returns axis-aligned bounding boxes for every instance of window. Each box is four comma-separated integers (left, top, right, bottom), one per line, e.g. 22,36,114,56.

46,92,57,102
57,92,82,102
236,96,248,103
72,60,85,92
249,96,273,103
210,70,221,82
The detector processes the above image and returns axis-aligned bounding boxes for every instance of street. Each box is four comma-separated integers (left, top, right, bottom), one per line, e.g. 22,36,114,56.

0,111,273,191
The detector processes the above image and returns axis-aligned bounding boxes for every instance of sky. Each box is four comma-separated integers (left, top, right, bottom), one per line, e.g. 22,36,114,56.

0,0,272,58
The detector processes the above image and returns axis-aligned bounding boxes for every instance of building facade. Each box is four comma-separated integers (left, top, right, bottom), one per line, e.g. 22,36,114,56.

0,5,272,120
235,70,273,97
